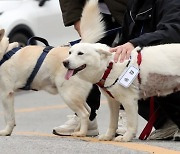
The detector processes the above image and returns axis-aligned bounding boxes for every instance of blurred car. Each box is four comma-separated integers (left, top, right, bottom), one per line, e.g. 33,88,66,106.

0,0,78,46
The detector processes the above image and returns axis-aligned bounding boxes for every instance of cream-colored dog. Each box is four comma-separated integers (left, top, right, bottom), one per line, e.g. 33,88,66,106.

63,42,180,142
0,0,105,136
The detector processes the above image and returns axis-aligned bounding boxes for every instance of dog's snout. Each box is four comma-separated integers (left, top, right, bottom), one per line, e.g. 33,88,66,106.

63,60,69,68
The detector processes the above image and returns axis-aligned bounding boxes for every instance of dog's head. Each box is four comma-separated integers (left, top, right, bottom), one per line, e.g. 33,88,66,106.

63,42,112,80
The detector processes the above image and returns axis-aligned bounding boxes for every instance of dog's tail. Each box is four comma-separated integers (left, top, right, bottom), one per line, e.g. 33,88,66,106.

80,0,105,43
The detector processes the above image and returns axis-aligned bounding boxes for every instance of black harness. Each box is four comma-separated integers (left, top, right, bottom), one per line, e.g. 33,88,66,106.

21,36,54,90
0,36,54,91
21,45,53,90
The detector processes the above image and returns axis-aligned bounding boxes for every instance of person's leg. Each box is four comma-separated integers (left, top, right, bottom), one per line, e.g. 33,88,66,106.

116,97,169,136
86,84,101,121
157,91,180,128
138,91,180,140
138,98,168,130
157,91,180,141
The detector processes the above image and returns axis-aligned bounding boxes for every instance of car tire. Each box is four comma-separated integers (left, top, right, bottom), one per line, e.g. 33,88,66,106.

9,33,30,47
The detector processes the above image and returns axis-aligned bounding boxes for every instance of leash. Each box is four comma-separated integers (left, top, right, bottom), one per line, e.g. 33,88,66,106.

139,97,159,140
105,27,121,37
137,48,159,140
21,37,54,90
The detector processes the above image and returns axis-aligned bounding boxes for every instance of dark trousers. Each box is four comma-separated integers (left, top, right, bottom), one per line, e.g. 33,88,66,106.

138,91,180,129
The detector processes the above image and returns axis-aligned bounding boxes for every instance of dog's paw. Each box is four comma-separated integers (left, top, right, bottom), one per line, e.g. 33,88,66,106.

114,135,130,142
98,134,114,141
0,130,11,136
114,133,134,142
71,131,86,137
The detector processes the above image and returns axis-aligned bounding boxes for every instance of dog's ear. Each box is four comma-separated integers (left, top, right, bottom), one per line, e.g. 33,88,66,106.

94,43,112,56
0,29,5,41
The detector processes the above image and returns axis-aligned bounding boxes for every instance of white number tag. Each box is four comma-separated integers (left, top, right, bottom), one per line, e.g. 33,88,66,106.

118,66,139,88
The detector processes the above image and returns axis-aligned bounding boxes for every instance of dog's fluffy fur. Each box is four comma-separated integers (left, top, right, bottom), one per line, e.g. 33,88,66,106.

0,0,105,136
64,41,180,141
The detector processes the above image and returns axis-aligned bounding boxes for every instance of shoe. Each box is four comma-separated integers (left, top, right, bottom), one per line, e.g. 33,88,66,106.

148,119,178,140
116,110,127,136
173,129,180,141
52,115,99,136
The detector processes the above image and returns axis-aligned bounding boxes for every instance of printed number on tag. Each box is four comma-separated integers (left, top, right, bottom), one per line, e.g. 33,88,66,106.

118,66,139,88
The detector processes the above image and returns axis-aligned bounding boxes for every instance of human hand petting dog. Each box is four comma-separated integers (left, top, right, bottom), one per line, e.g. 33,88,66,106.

110,42,135,63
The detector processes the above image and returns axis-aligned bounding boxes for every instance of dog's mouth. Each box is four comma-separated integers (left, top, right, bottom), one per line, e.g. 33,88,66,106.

65,64,86,80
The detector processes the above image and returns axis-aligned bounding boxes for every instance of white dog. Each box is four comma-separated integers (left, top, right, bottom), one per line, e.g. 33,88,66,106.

63,42,180,142
0,0,105,136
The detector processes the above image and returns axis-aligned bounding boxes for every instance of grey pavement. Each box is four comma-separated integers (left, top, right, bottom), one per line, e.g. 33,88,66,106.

0,91,179,154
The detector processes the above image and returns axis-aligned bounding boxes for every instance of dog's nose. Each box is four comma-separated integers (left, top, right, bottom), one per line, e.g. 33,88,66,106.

63,60,69,68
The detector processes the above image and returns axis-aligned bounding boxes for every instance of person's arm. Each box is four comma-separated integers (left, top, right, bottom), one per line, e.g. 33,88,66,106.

130,0,180,47
59,0,86,35
111,0,180,62
59,0,86,27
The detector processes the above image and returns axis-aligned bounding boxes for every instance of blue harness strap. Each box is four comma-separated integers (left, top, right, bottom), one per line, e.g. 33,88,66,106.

21,46,53,90
0,36,53,91
69,39,81,46
0,47,21,66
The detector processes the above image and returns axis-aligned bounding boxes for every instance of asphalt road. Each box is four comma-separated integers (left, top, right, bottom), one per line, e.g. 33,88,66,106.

0,91,179,154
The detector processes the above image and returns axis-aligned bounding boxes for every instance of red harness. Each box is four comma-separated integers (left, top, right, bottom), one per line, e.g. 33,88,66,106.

96,50,158,140
96,52,141,98
96,62,114,98
137,49,142,83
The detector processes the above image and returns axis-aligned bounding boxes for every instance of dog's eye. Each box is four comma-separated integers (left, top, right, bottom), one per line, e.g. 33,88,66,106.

78,52,84,55
69,51,71,55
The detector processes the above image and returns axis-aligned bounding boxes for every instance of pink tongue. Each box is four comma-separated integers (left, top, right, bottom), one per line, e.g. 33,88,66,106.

65,69,74,80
